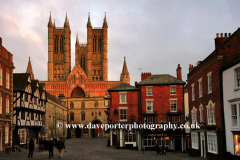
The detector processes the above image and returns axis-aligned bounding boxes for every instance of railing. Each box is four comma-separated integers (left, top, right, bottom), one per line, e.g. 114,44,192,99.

55,27,64,29
94,27,102,29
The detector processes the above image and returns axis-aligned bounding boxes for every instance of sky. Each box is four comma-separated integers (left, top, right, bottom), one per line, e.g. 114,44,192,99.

0,0,240,85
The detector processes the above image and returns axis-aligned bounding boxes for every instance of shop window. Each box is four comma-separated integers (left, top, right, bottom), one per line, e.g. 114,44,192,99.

19,129,26,144
125,129,136,142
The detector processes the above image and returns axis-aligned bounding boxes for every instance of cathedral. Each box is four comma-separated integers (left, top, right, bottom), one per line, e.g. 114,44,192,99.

39,12,130,138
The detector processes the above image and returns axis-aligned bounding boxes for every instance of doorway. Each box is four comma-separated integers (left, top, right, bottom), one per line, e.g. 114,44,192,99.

75,126,81,138
175,138,182,151
201,133,205,158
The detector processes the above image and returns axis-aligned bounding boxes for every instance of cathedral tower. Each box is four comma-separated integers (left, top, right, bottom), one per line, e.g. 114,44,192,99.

75,13,108,81
48,12,71,81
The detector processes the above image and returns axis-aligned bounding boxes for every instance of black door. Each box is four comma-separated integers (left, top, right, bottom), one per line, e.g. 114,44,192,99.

175,138,182,151
75,126,81,138
202,140,204,157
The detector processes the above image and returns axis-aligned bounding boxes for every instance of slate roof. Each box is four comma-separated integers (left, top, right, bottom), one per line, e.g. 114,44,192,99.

108,83,139,91
220,28,240,48
13,73,30,91
138,74,185,85
46,92,62,105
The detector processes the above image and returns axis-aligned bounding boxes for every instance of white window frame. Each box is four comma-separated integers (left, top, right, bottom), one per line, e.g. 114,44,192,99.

6,99,9,114
191,83,195,101
125,129,136,142
207,100,215,125
6,72,9,89
235,68,240,89
146,86,153,96
191,106,197,124
231,104,238,127
207,72,212,94
146,99,153,113
198,78,203,98
207,132,218,154
119,109,127,121
191,132,199,149
0,67,2,86
170,85,176,95
119,92,127,104
199,104,204,123
170,99,177,112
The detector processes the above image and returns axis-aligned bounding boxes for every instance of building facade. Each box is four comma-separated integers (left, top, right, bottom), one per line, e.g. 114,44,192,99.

40,92,67,138
222,57,240,159
0,37,15,152
39,12,130,138
137,65,185,151
13,73,46,149
187,30,240,160
108,83,139,148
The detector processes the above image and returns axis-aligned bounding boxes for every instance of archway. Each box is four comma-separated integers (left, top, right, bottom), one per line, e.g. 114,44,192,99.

75,126,81,138
91,119,102,138
71,86,85,98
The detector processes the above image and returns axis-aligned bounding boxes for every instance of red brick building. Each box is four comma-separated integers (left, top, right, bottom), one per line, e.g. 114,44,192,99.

137,65,185,151
108,83,139,148
187,30,240,159
0,37,15,152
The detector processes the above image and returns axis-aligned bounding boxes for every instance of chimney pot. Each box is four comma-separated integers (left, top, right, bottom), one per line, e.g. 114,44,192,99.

216,33,219,38
220,33,223,37
225,33,227,37
229,33,231,36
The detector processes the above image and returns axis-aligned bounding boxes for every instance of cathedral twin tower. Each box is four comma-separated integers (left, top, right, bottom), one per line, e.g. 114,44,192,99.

47,12,114,83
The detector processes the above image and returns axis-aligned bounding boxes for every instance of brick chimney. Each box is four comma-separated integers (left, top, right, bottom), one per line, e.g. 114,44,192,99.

214,33,230,49
189,64,194,73
141,72,152,81
0,37,2,46
176,64,182,80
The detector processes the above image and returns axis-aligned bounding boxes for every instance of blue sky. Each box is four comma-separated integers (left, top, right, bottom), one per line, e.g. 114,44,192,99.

0,0,240,85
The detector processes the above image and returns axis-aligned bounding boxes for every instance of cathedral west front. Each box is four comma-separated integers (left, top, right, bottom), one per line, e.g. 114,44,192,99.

39,12,130,138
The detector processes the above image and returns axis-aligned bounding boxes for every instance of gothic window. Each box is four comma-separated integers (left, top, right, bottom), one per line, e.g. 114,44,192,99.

92,77,95,81
99,112,101,116
70,102,74,109
55,35,58,52
94,102,98,108
71,87,85,98
70,113,74,121
93,36,96,54
60,36,63,52
98,38,101,53
96,77,98,81
100,77,102,81
57,76,60,81
81,112,85,121
92,112,94,116
81,102,85,108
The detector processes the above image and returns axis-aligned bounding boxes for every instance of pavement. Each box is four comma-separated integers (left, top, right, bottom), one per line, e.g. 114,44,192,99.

0,138,205,160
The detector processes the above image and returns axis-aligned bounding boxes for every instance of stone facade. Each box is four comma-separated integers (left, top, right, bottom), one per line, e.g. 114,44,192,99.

40,92,67,138
39,12,130,138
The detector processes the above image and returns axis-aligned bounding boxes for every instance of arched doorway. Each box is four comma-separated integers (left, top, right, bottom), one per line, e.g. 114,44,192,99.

75,126,81,138
91,119,102,138
71,86,85,98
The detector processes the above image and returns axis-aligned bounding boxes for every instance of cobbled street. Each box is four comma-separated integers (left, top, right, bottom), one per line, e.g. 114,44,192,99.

0,138,205,160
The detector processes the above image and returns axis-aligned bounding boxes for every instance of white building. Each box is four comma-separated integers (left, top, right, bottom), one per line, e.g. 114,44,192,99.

222,57,240,158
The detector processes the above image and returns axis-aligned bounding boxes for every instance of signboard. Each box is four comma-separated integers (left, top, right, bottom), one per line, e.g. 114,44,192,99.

147,133,168,137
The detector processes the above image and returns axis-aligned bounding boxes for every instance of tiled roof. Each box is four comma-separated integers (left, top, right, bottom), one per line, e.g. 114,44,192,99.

13,73,30,91
108,83,139,91
46,92,62,105
138,74,185,85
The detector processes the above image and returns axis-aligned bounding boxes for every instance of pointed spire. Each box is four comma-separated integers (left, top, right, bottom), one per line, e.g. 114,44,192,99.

103,12,108,26
122,57,129,74
26,57,35,80
53,19,55,28
48,11,53,27
64,12,69,27
120,57,130,84
76,33,79,45
87,12,92,27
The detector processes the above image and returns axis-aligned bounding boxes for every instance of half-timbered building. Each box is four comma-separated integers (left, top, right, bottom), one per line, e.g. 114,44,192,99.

13,73,46,148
